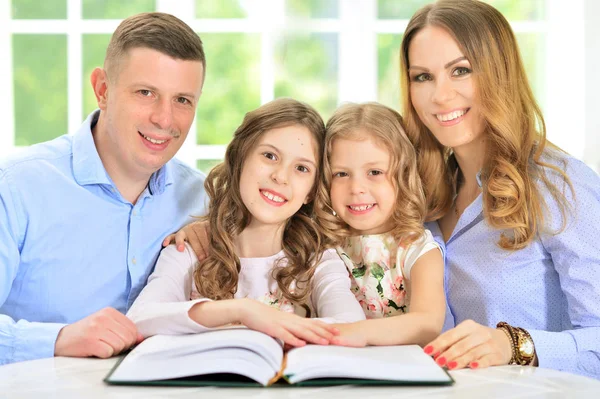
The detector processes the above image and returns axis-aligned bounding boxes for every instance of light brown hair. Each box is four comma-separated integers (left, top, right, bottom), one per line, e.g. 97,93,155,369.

315,102,427,246
400,0,572,250
194,98,327,305
105,12,206,80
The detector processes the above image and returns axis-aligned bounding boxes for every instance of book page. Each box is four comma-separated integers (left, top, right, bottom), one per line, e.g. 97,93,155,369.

284,345,451,384
108,328,283,386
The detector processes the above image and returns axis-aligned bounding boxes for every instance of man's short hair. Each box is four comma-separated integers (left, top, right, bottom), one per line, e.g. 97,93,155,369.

105,12,206,79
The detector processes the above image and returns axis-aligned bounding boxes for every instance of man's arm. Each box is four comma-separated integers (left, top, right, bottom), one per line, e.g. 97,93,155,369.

0,170,141,364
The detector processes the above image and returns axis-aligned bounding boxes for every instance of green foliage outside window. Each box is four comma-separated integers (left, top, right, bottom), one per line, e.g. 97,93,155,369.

13,35,67,146
82,0,155,19
11,0,66,19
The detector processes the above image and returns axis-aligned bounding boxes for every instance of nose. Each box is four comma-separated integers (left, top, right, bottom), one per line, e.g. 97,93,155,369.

271,166,288,185
349,176,366,195
149,98,174,131
431,76,456,105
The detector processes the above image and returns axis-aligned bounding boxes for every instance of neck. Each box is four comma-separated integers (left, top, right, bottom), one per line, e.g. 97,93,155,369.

235,221,286,258
93,114,152,204
453,136,486,192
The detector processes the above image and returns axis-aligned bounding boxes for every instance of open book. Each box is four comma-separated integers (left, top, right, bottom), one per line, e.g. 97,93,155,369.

104,328,453,387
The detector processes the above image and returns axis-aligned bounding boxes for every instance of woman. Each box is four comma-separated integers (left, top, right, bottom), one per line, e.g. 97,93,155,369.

401,0,600,378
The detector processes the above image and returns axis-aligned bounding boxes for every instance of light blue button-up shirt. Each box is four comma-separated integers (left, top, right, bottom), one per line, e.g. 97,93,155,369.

429,152,600,379
0,111,207,365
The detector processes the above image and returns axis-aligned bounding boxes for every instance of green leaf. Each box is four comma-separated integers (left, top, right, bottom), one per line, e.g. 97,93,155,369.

370,263,385,280
351,265,367,278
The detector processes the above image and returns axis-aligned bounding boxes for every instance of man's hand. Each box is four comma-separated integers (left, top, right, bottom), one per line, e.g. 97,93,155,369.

54,307,143,359
162,220,209,260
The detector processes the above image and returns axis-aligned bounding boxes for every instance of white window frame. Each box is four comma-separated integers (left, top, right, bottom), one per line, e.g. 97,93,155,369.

0,0,592,170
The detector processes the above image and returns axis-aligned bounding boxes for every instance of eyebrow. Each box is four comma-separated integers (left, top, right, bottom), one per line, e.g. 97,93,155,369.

133,83,197,99
258,143,316,167
331,161,387,170
409,56,468,72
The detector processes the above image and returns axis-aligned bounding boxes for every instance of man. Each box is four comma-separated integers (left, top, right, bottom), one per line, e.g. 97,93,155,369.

0,12,207,364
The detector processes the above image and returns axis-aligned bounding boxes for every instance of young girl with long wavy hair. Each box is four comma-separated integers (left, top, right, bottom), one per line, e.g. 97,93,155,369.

402,0,600,377
314,102,446,347
128,98,365,347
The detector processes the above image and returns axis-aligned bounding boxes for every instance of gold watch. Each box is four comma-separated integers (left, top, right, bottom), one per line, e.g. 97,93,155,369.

496,322,537,366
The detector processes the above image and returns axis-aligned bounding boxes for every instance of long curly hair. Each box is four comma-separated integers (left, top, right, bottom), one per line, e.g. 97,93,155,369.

193,98,327,305
400,0,572,250
314,102,427,247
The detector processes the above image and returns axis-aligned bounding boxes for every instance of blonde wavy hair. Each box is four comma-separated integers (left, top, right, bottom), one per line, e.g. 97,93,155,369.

400,0,572,250
314,102,427,247
193,98,327,305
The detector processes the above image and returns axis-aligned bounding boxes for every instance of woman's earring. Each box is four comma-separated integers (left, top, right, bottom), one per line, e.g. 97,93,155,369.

332,210,337,217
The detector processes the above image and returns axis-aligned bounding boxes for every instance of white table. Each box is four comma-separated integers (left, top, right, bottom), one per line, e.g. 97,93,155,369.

1,356,599,398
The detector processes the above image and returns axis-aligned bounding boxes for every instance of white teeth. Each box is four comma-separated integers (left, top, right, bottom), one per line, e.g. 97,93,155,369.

261,190,285,203
349,204,374,211
436,109,466,122
140,133,167,144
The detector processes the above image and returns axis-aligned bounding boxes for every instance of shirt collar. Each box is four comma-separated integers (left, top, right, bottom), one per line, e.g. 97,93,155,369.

72,110,175,194
72,110,112,186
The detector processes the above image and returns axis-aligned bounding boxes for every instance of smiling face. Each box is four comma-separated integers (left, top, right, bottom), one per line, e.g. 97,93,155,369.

239,124,318,230
93,47,204,181
329,134,396,235
408,25,486,150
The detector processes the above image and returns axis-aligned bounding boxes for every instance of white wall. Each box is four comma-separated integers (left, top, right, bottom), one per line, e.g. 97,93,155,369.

585,0,600,172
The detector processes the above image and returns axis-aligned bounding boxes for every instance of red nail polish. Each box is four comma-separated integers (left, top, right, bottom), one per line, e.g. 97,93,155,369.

448,361,457,369
424,345,434,354
470,362,479,369
436,356,446,366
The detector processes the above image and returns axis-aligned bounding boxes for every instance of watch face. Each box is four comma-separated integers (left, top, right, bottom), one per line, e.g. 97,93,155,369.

519,336,535,358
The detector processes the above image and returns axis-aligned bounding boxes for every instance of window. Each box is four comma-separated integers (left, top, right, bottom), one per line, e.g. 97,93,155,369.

1,0,591,171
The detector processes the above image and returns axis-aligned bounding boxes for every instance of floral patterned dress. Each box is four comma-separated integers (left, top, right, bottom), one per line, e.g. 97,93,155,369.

337,231,440,319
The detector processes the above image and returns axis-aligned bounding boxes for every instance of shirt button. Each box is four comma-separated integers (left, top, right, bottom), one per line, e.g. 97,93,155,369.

132,257,137,265
132,210,137,216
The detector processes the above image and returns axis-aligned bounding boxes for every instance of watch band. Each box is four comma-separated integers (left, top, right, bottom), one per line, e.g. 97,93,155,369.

496,322,536,366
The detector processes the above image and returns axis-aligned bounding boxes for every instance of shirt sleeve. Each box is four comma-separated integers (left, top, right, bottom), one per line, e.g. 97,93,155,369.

532,158,600,378
126,244,213,337
310,249,366,323
401,229,443,280
0,170,66,365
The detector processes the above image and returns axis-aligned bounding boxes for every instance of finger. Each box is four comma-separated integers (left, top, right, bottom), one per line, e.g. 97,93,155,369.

468,351,504,370
438,330,490,367
174,230,188,252
426,320,479,359
162,234,176,247
446,342,494,370
88,340,115,359
274,327,306,347
96,328,127,356
101,310,139,347
189,226,208,260
286,323,330,345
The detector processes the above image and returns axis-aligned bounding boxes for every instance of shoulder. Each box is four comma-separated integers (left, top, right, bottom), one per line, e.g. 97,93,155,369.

0,135,73,180
155,243,199,273
168,158,206,184
313,248,347,273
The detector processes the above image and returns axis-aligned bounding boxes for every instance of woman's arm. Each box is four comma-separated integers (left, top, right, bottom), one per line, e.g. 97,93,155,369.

331,248,445,347
425,158,600,377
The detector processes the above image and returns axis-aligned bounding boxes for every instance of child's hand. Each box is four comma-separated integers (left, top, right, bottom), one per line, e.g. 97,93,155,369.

239,299,339,347
162,220,209,260
329,321,368,347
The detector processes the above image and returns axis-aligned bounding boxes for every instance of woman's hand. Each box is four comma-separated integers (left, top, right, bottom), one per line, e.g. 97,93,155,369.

162,220,209,260
329,321,368,347
239,299,339,348
423,319,512,370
